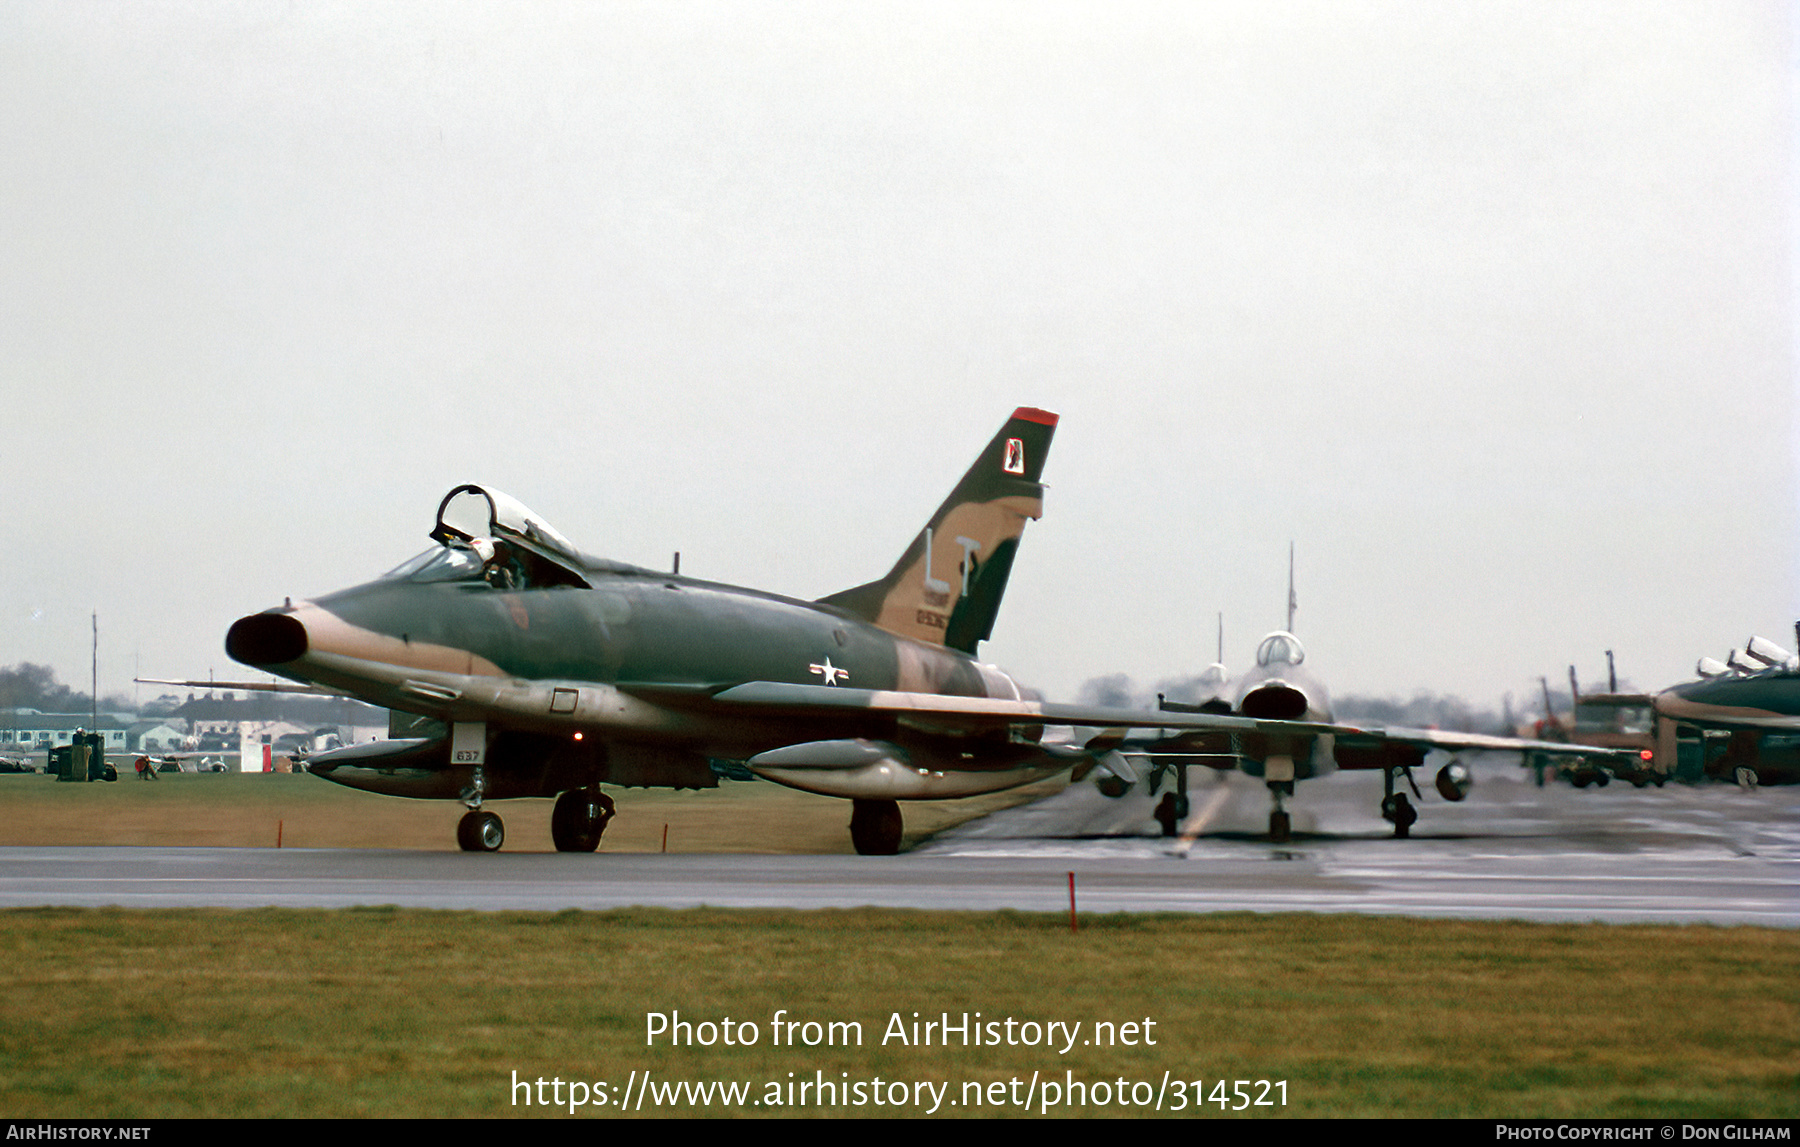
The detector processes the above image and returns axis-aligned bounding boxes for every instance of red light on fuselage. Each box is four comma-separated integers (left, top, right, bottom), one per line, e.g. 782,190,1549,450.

574,732,584,741
1639,750,1652,760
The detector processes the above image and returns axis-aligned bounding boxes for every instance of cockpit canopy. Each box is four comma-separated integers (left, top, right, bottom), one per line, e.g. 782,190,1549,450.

384,484,590,590
1255,631,1305,668
432,484,580,558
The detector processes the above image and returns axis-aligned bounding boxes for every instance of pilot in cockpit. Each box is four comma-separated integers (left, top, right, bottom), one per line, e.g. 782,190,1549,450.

471,537,522,591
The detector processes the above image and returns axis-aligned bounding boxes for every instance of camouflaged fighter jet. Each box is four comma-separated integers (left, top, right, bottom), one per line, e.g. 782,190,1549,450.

162,407,1645,854
1121,557,1637,842
1652,635,1800,786
205,407,1287,855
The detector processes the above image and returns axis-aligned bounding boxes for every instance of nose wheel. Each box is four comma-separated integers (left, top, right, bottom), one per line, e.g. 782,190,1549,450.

457,810,505,852
1266,781,1293,843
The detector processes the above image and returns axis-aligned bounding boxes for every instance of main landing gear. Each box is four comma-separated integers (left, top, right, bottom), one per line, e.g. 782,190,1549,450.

850,798,903,856
455,786,618,853
1154,791,1190,838
1381,766,1421,839
1381,793,1416,838
1153,762,1191,838
551,787,616,852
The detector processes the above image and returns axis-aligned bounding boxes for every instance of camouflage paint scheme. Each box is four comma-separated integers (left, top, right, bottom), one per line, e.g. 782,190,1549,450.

1651,667,1800,785
216,407,1636,851
221,408,1164,850
1655,670,1800,731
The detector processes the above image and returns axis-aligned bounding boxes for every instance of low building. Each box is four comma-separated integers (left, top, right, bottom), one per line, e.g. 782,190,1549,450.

0,710,129,753
127,720,184,752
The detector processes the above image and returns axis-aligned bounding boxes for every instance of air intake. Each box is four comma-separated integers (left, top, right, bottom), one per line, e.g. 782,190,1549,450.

226,612,309,666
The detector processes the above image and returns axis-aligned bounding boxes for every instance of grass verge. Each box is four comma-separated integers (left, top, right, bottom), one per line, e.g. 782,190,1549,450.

0,771,1062,852
0,907,1793,1118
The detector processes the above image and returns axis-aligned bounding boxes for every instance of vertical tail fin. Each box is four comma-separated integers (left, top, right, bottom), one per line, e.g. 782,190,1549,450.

818,407,1058,655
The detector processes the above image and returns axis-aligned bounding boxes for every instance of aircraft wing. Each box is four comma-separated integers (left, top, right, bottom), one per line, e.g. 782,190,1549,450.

713,682,1612,741
707,680,1340,736
135,677,351,697
1325,724,1638,761
711,681,1637,766
706,681,1278,801
707,680,1637,803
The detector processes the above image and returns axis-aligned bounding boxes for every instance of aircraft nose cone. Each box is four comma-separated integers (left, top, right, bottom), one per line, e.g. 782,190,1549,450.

226,612,309,667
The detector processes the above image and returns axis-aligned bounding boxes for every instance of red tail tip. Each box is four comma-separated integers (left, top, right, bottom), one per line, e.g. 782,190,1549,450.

1011,406,1059,426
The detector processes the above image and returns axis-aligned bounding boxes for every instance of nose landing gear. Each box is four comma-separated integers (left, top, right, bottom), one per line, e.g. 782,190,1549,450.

457,809,505,852
1266,781,1294,843
456,763,504,852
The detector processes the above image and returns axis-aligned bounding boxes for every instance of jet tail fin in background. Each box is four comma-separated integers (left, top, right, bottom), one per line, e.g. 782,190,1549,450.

818,407,1057,655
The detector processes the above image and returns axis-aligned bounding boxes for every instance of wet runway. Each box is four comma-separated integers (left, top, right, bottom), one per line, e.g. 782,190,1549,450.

1,768,1794,925
917,768,1799,925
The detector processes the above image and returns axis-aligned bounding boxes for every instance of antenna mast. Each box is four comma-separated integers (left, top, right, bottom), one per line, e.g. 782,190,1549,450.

1286,543,1296,633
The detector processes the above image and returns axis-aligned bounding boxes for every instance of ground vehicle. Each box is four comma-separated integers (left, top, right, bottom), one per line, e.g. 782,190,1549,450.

46,733,117,782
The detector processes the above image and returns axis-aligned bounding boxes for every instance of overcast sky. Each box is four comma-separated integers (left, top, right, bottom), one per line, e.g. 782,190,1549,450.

2,1,1793,711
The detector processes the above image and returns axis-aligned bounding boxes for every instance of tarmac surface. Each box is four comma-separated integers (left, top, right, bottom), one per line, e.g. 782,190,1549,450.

1,767,1795,925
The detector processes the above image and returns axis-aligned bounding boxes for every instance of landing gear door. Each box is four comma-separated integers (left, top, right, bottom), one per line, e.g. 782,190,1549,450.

452,722,487,766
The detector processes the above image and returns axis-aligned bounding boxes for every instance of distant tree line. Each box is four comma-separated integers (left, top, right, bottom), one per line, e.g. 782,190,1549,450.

0,662,131,714
0,661,385,726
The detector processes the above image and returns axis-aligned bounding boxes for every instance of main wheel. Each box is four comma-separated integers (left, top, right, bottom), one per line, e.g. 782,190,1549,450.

1389,793,1416,839
1154,793,1180,838
1269,810,1291,843
551,789,615,852
457,810,505,852
849,799,903,856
